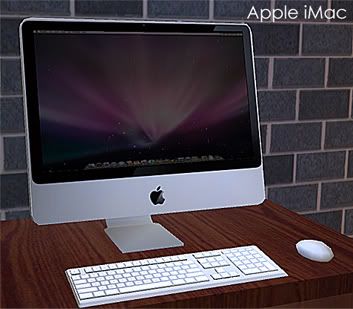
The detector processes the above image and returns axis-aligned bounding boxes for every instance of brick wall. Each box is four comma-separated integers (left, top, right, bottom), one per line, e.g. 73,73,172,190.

0,0,352,236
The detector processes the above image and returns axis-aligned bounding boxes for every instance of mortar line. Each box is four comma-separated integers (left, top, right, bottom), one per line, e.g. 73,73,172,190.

295,90,300,120
327,0,332,23
142,0,148,18
255,55,352,59
0,94,23,98
0,132,25,138
349,89,353,117
268,58,274,89
299,206,353,215
261,117,352,125
344,150,349,178
324,58,329,87
341,208,346,234
256,86,353,91
70,0,75,17
293,153,297,182
0,136,4,173
267,178,353,189
266,124,271,154
209,0,214,20
321,121,326,150
264,148,353,156
270,0,275,10
1,169,27,175
316,182,322,211
298,23,303,56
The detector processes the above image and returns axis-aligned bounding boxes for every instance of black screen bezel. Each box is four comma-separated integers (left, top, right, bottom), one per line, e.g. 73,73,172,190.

21,20,262,184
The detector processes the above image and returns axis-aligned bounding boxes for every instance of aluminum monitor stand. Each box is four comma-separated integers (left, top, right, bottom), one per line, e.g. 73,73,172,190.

105,216,184,253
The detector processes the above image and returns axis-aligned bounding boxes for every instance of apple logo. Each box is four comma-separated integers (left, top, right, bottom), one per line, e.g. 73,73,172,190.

150,186,165,205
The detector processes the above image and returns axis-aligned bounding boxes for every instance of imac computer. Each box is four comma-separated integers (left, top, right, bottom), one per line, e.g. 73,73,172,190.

20,19,265,253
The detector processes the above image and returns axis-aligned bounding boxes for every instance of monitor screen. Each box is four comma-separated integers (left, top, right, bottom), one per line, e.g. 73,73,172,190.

27,25,260,183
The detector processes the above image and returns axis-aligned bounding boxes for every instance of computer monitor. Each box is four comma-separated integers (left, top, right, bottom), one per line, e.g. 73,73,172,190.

20,18,265,253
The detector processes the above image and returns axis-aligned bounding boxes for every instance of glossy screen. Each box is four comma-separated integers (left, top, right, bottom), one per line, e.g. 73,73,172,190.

33,32,253,175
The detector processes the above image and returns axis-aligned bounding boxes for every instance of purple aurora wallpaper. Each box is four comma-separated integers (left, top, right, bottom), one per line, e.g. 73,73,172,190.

33,32,252,170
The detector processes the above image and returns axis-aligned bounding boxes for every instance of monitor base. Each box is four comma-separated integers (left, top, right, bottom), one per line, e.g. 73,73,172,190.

104,216,184,253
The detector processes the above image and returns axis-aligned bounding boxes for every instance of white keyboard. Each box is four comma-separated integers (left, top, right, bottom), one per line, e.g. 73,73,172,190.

66,245,287,307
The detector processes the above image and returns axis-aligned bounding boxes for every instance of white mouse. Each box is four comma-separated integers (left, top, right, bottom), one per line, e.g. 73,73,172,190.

296,239,334,262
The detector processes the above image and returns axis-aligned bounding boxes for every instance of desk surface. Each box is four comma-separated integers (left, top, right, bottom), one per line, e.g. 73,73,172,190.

1,200,353,308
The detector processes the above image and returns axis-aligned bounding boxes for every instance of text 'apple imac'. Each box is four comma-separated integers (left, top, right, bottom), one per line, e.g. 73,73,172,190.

20,19,265,253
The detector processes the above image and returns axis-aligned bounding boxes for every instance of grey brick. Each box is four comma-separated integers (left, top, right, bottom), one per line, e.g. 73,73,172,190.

296,152,345,182
304,211,342,233
263,155,293,185
260,125,266,153
250,24,299,56
0,174,29,209
273,59,325,88
255,58,268,89
328,59,353,87
1,18,22,56
5,209,31,220
4,137,27,170
271,123,322,152
299,90,350,120
345,209,353,235
348,151,353,178
321,181,353,209
325,121,353,149
303,25,352,55
275,0,327,21
1,59,22,95
214,0,271,20
1,0,70,15
268,185,317,212
149,0,208,18
0,97,24,133
332,0,353,22
76,0,142,17
258,91,296,122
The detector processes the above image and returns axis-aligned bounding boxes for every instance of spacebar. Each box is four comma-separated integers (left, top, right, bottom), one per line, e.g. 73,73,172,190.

119,281,173,293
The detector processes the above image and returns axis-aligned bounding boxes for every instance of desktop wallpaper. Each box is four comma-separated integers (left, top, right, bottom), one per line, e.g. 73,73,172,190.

33,32,253,170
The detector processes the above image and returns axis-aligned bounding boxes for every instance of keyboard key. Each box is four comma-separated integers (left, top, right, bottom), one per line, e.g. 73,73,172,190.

79,292,94,299
172,279,186,285
76,283,91,289
211,273,222,280
105,289,119,295
242,268,260,275
69,269,80,275
120,281,172,293
77,287,98,294
264,262,277,270
93,291,105,297
195,276,209,282
185,277,196,283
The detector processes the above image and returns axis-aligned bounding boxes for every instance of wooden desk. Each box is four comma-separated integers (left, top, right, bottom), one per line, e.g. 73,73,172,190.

1,200,353,308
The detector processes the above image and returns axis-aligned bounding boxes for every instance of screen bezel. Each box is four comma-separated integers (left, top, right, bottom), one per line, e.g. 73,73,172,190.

21,19,262,184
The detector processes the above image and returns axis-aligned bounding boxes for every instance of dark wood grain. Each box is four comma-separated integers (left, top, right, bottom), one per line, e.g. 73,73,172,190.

1,200,353,308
